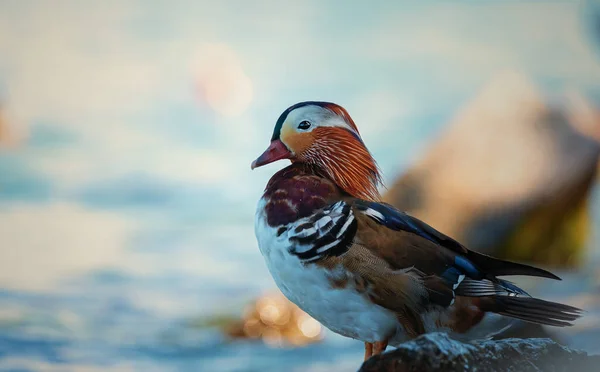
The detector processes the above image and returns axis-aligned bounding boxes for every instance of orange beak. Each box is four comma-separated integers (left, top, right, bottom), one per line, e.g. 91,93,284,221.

251,139,292,169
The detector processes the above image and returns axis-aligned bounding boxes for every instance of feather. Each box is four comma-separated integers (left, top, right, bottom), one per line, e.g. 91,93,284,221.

286,201,358,262
352,198,582,326
455,278,530,297
356,200,561,281
464,250,560,280
478,296,583,327
303,127,382,201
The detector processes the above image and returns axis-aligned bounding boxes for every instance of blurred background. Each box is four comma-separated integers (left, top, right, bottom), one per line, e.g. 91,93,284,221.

1,1,600,371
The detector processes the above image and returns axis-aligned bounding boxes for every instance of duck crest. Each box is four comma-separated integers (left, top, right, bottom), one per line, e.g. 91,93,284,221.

302,127,382,201
263,163,340,227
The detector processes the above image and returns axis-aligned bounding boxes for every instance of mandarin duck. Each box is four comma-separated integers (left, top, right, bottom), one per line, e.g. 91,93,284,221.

251,101,582,361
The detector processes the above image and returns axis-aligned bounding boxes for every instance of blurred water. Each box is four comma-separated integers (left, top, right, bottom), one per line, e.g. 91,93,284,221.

0,201,365,372
0,186,599,372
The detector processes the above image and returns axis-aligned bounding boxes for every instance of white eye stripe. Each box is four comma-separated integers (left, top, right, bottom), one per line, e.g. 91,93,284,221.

285,105,358,135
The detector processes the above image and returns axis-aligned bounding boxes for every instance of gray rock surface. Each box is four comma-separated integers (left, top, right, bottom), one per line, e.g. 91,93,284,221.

358,333,599,372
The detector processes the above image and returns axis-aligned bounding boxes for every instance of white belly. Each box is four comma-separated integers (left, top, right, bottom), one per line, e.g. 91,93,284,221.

254,199,402,343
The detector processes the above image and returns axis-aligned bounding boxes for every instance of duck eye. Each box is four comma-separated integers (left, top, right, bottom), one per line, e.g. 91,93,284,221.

297,120,311,130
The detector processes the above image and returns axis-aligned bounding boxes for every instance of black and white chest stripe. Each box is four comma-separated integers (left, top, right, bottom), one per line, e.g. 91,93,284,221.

282,201,357,262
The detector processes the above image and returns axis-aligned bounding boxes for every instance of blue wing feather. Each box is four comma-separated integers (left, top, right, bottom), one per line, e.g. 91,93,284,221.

355,201,464,251
356,200,484,281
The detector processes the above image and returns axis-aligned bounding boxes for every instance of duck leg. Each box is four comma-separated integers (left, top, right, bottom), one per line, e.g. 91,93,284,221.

364,342,373,361
373,340,388,355
364,340,388,361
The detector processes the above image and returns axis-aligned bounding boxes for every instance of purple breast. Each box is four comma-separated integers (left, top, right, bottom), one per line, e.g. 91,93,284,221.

263,169,337,227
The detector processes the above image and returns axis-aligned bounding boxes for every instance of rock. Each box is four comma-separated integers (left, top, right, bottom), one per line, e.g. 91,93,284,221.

384,72,600,267
358,333,600,372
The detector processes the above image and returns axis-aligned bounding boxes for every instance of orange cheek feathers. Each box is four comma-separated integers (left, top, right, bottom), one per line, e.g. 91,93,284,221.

280,125,314,159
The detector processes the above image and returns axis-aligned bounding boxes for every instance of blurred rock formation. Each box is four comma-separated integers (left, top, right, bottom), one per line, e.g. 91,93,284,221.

384,72,600,267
